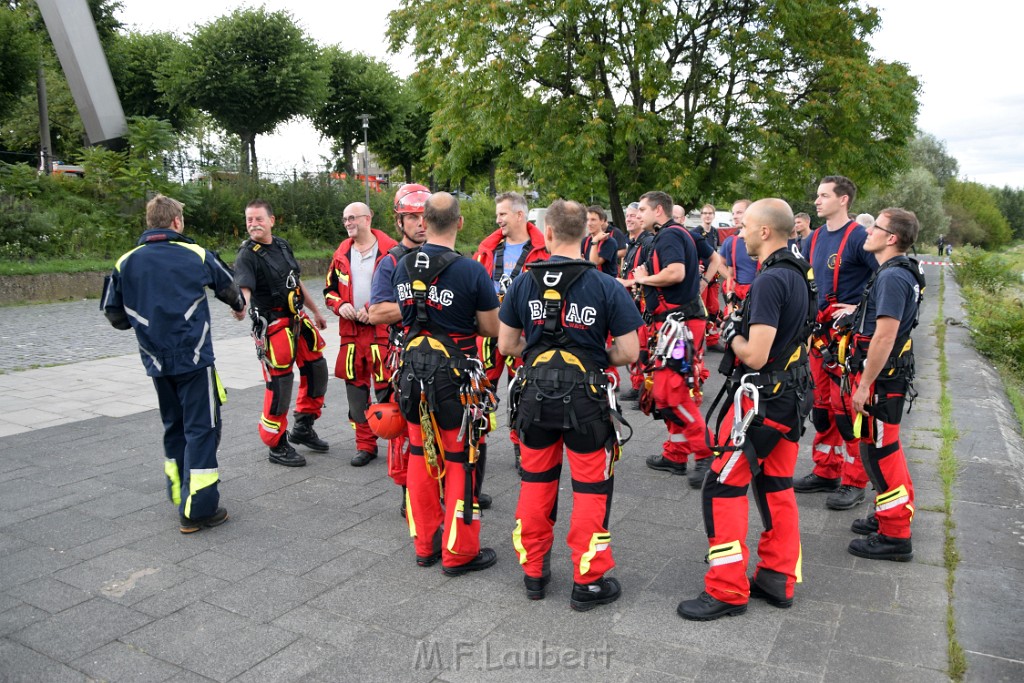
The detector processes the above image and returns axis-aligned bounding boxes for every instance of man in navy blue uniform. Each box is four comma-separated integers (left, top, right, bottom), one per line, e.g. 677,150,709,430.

795,176,878,511
102,195,243,533
838,208,924,561
678,198,812,620
499,199,643,609
719,199,757,302
633,191,714,488
392,192,501,575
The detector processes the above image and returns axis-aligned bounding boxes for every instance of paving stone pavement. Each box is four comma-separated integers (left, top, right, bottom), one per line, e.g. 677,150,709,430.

0,264,1020,682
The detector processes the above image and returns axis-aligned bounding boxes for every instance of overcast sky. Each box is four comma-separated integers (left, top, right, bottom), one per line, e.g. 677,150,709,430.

115,0,1023,189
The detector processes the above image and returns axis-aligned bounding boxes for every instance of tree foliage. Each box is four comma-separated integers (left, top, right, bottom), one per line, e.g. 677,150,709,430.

311,47,403,176
862,166,949,249
909,131,958,187
369,79,431,185
107,31,193,131
162,7,326,175
0,5,39,122
944,179,1012,248
388,0,920,224
990,186,1024,240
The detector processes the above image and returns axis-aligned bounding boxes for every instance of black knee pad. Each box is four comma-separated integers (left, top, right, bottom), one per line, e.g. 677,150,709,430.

268,373,295,416
303,357,328,398
834,413,855,442
811,407,831,433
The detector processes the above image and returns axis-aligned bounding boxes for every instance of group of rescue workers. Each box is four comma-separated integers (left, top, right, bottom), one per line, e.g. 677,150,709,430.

102,173,925,619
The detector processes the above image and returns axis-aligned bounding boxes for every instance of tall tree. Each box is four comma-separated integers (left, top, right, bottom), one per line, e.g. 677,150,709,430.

311,47,402,176
0,4,38,122
370,80,430,184
909,131,959,187
389,0,919,224
163,8,326,175
107,31,193,131
990,186,1024,240
945,179,1012,248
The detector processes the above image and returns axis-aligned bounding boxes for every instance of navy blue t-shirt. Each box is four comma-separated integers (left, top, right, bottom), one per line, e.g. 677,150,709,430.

369,245,412,305
642,221,701,312
500,257,644,368
689,228,715,262
745,249,810,361
720,235,757,285
581,234,619,276
609,225,627,252
801,221,877,310
861,259,920,338
392,243,499,354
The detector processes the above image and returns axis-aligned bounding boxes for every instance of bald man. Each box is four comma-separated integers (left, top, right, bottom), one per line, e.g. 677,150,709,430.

324,202,398,466
678,198,812,620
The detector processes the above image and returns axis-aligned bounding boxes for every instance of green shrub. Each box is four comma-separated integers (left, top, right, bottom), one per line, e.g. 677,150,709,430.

951,245,1017,293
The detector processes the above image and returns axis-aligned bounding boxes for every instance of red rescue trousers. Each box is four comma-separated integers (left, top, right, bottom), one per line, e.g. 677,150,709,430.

703,399,801,605
335,323,389,453
846,372,916,538
702,279,722,347
513,436,616,585
258,314,327,447
405,422,482,568
652,317,712,464
809,328,868,487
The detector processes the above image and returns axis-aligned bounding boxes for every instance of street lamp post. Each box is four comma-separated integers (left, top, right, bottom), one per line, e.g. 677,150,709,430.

358,113,372,206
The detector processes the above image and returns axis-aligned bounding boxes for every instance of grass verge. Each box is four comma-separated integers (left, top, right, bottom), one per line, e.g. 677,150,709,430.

935,267,967,681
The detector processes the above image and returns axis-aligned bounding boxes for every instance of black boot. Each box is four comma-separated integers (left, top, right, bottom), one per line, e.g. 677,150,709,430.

688,457,711,489
570,576,621,612
677,591,747,621
848,533,913,562
290,413,329,452
269,434,306,467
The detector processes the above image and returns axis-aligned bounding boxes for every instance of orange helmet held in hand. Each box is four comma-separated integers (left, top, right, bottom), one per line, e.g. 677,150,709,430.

365,402,407,439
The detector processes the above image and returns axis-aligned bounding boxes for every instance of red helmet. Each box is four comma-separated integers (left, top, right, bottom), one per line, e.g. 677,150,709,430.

394,183,430,215
365,402,407,439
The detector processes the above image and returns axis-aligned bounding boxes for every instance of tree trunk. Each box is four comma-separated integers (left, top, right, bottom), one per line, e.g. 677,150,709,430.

403,162,413,184
488,160,496,198
240,132,252,175
606,167,625,230
250,137,259,178
36,62,52,175
343,139,354,176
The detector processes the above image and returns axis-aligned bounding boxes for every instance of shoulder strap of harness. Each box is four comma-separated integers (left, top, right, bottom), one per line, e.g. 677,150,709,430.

746,249,817,374
526,259,595,357
853,255,926,335
402,249,461,341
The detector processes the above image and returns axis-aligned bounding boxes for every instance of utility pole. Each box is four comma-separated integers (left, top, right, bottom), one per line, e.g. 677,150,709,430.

358,113,372,206
37,62,52,175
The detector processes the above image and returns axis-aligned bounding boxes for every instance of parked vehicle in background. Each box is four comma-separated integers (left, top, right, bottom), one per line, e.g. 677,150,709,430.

527,206,547,228
44,160,86,178
684,209,732,228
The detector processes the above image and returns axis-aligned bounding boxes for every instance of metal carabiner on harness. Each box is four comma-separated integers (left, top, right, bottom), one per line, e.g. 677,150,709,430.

653,313,687,361
730,373,760,447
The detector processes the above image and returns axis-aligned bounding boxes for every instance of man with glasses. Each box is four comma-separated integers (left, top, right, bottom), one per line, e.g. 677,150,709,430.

324,203,398,467
697,204,725,347
836,208,924,561
233,199,330,467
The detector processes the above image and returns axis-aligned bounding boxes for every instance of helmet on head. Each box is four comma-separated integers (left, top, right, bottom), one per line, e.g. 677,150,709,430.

365,401,407,439
394,183,431,215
